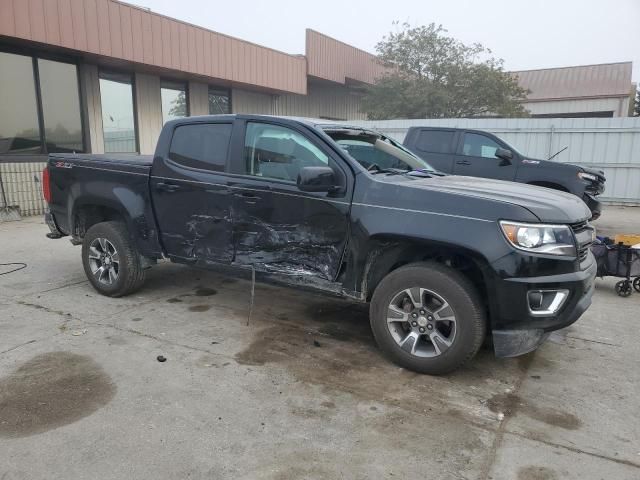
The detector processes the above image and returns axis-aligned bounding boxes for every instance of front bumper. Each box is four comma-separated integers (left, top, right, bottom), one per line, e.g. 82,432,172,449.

583,193,602,220
490,254,596,357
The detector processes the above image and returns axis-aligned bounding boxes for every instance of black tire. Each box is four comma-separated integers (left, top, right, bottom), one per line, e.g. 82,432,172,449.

633,277,640,293
370,261,486,375
615,280,632,297
82,221,146,297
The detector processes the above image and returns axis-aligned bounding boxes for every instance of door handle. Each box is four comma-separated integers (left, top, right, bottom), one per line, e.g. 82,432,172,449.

234,191,261,201
456,160,471,166
156,182,181,193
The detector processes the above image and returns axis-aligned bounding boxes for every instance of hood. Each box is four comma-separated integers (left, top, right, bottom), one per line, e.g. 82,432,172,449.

378,174,591,223
578,165,606,181
526,157,606,183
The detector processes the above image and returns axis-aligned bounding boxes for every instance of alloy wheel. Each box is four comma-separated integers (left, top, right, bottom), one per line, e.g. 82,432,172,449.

386,287,457,357
88,237,120,285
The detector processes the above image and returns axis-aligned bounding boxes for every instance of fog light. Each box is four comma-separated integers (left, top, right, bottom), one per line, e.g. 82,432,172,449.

527,289,569,316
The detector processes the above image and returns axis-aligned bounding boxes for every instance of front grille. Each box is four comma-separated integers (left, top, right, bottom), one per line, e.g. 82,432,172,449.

570,221,593,262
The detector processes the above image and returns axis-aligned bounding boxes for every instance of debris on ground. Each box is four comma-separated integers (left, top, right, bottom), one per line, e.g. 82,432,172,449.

71,329,87,336
157,355,167,362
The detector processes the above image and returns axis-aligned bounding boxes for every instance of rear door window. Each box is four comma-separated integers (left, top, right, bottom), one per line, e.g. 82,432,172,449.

415,130,455,154
168,123,232,171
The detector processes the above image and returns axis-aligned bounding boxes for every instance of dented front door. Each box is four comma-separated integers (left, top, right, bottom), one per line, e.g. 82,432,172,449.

230,121,351,281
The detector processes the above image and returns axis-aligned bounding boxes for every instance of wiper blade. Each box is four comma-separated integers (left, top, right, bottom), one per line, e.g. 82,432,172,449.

369,168,411,175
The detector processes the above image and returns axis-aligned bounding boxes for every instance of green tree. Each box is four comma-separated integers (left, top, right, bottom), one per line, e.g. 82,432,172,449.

169,91,187,118
634,85,639,116
361,23,529,119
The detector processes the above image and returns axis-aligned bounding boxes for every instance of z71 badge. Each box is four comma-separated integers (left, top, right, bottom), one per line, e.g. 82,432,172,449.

522,159,540,165
54,161,73,169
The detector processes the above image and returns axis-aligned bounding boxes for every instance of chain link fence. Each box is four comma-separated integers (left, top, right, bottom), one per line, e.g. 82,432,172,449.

0,162,47,217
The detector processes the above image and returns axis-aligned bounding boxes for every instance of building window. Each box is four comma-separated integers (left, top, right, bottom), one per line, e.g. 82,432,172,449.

208,87,231,114
0,52,40,154
38,59,84,153
0,51,85,155
161,80,187,124
99,72,137,153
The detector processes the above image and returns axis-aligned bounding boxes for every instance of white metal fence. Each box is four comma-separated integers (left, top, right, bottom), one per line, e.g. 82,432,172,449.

0,162,46,217
351,117,640,205
1,118,639,219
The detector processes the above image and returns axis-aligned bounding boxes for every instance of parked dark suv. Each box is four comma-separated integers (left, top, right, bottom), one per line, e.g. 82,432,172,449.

403,127,605,219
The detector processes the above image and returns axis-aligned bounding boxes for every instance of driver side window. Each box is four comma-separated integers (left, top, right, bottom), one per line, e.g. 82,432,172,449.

462,133,501,159
243,122,329,182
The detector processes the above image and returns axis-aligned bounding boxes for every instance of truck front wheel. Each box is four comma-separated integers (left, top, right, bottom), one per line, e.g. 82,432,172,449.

370,262,486,375
82,221,146,297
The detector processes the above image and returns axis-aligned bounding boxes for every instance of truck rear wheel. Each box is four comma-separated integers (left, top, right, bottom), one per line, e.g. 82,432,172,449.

82,221,146,297
370,262,486,375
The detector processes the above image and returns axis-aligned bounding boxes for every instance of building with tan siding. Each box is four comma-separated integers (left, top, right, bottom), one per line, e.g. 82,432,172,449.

512,62,635,118
0,0,388,158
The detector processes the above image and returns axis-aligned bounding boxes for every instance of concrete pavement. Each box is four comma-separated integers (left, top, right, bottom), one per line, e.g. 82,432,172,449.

1,212,639,480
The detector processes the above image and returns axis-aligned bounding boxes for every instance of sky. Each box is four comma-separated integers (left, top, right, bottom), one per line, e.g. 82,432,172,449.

129,0,640,82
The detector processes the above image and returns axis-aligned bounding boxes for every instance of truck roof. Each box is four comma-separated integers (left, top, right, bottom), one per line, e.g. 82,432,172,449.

164,114,378,134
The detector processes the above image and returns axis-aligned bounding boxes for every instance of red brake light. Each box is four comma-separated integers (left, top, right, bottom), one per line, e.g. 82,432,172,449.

42,167,51,203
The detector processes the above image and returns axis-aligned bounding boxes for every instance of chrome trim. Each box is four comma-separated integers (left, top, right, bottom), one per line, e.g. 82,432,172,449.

72,164,150,176
351,203,494,223
527,289,569,316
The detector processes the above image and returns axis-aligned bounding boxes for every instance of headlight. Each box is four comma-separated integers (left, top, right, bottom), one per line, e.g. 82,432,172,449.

500,221,576,256
578,172,598,182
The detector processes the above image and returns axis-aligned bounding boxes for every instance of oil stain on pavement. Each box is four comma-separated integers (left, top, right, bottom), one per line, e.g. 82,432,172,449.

0,352,116,438
487,392,582,430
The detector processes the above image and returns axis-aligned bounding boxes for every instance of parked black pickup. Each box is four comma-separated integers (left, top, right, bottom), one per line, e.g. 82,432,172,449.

403,126,606,219
43,115,596,374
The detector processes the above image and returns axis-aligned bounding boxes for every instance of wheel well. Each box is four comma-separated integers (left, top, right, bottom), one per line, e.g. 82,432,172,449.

527,181,569,192
365,242,489,311
73,205,125,238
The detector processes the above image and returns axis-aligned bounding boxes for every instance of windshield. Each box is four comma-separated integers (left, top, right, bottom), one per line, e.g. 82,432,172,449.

325,129,434,172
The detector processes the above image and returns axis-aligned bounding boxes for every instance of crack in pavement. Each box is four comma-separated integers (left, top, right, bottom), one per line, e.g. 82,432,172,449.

504,430,640,469
0,339,37,355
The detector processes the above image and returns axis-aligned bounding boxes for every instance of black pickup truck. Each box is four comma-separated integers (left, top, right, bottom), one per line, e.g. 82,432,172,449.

43,115,596,374
403,126,606,219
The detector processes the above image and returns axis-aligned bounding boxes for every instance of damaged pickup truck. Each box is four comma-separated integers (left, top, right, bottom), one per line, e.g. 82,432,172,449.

43,115,597,374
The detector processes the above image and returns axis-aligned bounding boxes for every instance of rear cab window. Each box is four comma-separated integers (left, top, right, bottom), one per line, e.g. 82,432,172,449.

168,123,232,171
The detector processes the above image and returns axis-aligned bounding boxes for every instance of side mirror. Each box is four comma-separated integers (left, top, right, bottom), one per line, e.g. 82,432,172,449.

297,166,336,193
495,148,513,163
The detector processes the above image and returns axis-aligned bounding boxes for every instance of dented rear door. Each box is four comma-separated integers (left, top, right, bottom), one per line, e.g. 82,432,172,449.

150,120,236,263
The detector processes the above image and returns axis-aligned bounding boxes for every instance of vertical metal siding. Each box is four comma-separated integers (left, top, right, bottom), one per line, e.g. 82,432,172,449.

274,82,367,120
231,89,274,115
522,97,629,117
305,29,389,85
135,73,162,155
188,81,209,116
351,117,640,205
79,64,105,154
